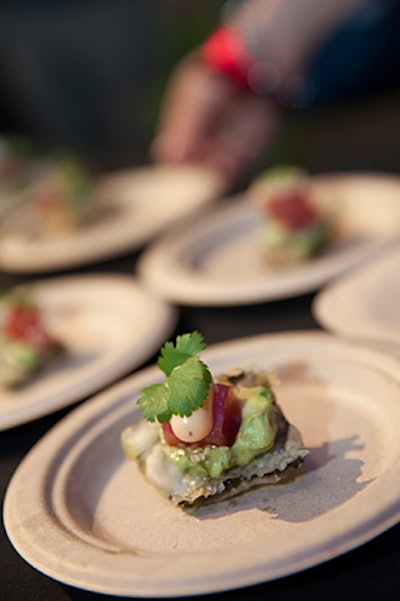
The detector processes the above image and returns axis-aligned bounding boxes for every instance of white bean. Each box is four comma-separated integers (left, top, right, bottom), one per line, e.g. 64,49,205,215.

170,386,214,443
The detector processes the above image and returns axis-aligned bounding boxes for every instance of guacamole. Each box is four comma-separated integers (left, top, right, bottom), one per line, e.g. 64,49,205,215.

162,385,278,479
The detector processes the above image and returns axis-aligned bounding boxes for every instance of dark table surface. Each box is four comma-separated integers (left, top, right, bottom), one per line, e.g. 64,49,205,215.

1,245,399,601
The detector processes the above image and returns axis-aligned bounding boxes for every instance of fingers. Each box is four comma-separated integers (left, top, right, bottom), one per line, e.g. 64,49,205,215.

202,100,280,186
151,54,282,188
152,56,230,164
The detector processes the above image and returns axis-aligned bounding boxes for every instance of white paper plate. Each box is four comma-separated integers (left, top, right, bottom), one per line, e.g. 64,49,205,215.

0,274,177,430
313,243,400,350
0,165,223,272
4,331,400,597
138,173,400,305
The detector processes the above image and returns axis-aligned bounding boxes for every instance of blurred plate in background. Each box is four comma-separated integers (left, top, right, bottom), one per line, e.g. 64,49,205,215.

313,242,400,348
0,164,223,272
0,273,177,430
138,173,400,306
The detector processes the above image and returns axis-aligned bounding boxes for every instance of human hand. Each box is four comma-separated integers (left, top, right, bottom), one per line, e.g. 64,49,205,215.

151,0,370,191
151,52,281,190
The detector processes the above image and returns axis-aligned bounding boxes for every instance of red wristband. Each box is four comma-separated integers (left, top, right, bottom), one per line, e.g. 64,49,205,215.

201,27,256,90
202,26,314,108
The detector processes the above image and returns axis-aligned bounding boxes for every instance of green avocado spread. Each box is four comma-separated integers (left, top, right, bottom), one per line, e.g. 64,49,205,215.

1,339,42,369
261,219,332,262
161,385,277,479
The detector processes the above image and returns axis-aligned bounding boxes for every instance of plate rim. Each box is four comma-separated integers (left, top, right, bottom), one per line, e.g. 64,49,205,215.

312,241,400,347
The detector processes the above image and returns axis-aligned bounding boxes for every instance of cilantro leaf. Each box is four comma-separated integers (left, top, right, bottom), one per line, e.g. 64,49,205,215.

158,331,206,376
174,330,206,356
137,331,212,422
137,383,171,422
166,357,211,417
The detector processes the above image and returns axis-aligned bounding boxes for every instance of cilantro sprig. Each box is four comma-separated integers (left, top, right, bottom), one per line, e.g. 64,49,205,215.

137,331,212,423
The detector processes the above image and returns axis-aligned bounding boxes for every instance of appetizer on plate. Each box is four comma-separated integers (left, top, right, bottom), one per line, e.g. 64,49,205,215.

121,331,307,506
0,135,33,189
31,155,100,234
248,166,335,267
0,290,63,388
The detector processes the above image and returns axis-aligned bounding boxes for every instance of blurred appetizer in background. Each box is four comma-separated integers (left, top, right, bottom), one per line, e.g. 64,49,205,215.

0,138,112,235
249,166,336,267
0,135,33,192
0,135,36,220
31,154,110,235
121,331,307,507
0,290,63,388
